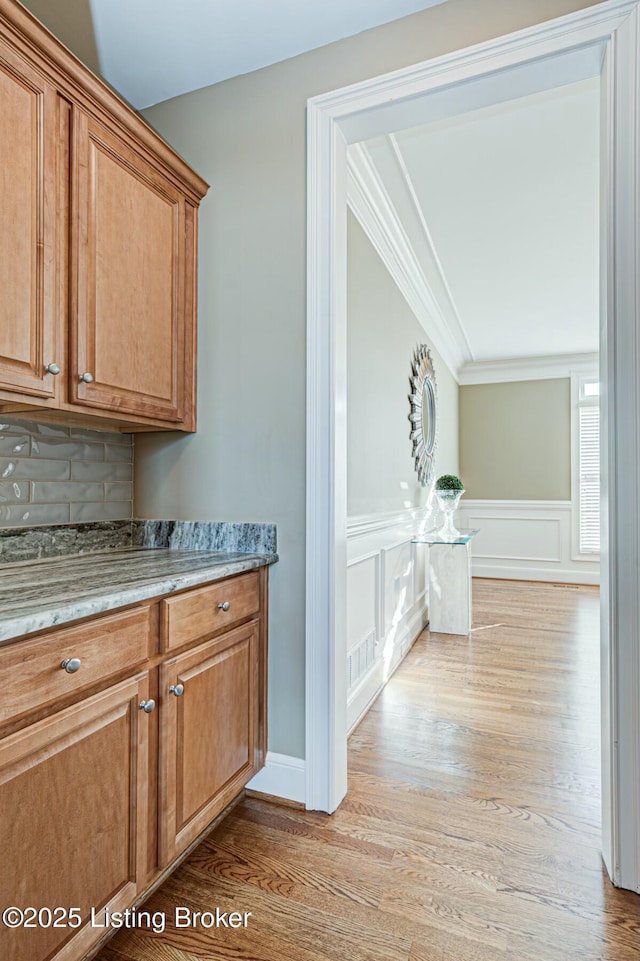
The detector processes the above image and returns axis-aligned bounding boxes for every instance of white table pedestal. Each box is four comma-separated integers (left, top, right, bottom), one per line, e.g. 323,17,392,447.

429,541,472,635
413,529,479,636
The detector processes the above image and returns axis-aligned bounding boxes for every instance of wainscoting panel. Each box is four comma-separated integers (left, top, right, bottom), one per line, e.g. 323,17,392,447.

347,509,430,732
382,541,414,634
456,500,600,585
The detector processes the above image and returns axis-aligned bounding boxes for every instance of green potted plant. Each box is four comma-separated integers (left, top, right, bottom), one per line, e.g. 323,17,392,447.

434,474,465,539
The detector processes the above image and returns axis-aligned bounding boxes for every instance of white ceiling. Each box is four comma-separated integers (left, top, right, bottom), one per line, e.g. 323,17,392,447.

361,77,600,369
82,0,449,109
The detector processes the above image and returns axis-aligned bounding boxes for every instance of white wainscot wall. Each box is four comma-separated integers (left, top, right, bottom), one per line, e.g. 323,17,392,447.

346,509,431,732
456,500,600,586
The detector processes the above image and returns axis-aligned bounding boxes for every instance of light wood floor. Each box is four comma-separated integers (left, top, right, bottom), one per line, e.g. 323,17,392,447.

98,579,639,961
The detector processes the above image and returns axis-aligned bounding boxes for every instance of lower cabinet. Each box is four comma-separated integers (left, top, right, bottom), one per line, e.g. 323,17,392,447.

0,673,150,961
159,622,260,865
0,567,268,961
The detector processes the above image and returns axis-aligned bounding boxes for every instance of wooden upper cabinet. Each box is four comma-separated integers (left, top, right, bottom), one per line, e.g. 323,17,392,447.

0,38,59,401
0,2,207,429
70,112,188,424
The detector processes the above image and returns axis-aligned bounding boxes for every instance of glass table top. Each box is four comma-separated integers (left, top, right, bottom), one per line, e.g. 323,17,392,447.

411,528,479,545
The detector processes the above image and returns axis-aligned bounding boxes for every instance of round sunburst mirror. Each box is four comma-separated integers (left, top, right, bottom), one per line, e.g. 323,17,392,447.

409,345,438,487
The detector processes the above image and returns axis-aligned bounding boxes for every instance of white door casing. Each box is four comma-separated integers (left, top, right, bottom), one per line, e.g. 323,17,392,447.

306,0,640,893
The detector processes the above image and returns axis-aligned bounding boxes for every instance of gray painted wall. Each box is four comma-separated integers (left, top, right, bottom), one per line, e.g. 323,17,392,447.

130,0,601,760
347,213,458,516
459,379,571,500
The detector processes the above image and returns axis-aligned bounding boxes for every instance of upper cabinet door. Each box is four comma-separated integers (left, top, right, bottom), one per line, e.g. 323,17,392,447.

0,42,59,400
71,111,187,423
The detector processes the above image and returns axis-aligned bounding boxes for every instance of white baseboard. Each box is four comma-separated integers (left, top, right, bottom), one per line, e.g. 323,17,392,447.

472,563,599,586
246,752,306,804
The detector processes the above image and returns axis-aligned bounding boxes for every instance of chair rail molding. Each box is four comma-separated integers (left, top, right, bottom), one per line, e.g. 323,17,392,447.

346,506,432,539
306,0,640,894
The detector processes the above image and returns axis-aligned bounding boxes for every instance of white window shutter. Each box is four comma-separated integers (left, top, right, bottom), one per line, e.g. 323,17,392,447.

579,405,600,553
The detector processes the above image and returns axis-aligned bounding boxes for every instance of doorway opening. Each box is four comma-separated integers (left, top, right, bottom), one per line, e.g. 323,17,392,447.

306,0,640,894
344,74,600,738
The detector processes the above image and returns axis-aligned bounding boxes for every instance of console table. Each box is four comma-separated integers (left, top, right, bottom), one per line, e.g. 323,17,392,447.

412,529,479,635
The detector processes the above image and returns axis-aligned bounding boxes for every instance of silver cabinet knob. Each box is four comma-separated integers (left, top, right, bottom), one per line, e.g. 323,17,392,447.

217,601,231,612
169,684,184,697
61,657,82,674
139,699,156,713
79,372,94,383
45,363,60,375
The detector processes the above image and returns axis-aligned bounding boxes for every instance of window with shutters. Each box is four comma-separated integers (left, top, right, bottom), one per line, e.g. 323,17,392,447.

571,374,600,558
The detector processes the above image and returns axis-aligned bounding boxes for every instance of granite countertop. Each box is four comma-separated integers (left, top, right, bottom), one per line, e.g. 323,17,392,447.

0,547,278,645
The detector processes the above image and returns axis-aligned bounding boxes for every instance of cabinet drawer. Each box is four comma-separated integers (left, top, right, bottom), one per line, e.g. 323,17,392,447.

161,571,260,651
0,606,150,726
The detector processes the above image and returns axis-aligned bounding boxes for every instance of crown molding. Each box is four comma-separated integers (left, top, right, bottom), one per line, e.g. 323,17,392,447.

458,351,599,385
386,133,475,361
347,141,468,379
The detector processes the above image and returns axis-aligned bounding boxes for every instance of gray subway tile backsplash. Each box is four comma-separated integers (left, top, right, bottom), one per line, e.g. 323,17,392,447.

0,419,133,528
2,458,71,481
0,481,30,503
70,460,131,482
104,481,133,501
70,502,132,522
30,437,106,461
1,504,71,526
32,481,106,504
0,435,30,456
20,422,70,438
69,426,130,445
105,443,133,463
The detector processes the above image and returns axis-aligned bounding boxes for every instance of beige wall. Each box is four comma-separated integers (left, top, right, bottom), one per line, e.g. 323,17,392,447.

459,379,571,500
25,0,601,759
21,0,101,75
347,213,458,515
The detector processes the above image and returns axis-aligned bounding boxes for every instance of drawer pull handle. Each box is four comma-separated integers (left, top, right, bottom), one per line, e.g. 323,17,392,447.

169,684,184,697
79,371,94,384
217,601,231,612
139,699,156,713
45,362,60,375
61,657,82,674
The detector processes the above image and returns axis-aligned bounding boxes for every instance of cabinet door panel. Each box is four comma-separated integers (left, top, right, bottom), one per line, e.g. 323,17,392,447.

72,111,185,421
159,623,259,865
0,674,149,961
0,42,57,400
